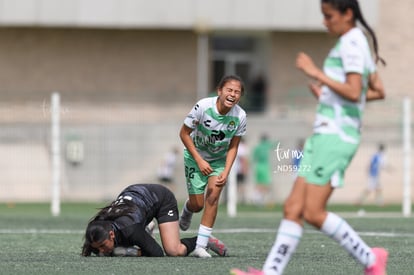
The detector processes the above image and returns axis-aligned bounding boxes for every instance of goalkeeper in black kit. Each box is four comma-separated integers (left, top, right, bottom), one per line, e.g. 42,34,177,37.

82,183,227,257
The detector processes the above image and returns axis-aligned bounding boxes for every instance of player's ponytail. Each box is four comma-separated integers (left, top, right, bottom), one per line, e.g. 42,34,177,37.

322,0,386,66
91,199,138,221
352,1,386,66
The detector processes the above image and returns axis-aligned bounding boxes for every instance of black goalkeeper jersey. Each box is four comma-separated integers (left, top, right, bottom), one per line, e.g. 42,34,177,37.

111,184,177,257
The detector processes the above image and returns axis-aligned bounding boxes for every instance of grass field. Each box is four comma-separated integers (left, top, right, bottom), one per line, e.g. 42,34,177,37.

0,203,413,275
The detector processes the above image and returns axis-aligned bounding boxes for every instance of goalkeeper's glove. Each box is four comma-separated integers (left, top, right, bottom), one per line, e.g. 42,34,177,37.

112,246,141,257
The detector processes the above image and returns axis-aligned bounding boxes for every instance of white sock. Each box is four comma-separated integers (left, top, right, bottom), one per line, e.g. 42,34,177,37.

262,219,303,275
321,212,375,267
196,224,212,249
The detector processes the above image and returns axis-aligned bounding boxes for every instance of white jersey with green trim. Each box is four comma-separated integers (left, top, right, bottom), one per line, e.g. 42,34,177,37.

183,96,247,161
314,27,376,144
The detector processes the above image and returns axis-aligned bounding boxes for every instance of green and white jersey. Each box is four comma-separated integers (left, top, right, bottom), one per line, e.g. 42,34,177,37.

183,96,247,161
315,27,376,144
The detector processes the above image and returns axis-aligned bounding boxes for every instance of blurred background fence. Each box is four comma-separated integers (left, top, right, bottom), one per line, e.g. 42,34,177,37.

0,95,408,205
0,0,412,209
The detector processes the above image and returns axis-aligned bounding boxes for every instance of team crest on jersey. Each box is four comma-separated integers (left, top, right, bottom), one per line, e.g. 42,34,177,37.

227,121,236,131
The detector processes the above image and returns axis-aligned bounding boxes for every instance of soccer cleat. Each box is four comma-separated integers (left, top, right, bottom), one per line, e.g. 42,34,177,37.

364,247,388,275
230,269,248,275
179,204,193,231
192,247,212,258
247,267,265,275
112,246,140,257
230,267,264,275
207,236,228,256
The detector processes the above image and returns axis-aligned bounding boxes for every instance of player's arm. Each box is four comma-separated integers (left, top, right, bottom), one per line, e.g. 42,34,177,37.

179,124,212,175
296,52,363,102
123,224,164,257
366,72,385,101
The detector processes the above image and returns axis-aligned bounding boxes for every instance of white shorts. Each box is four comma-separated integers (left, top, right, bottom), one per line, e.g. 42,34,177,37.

368,176,380,190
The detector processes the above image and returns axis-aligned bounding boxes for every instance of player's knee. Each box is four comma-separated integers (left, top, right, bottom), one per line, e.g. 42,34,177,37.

303,209,324,228
205,194,220,206
190,204,203,212
283,199,303,221
165,250,180,256
188,201,204,212
164,246,185,257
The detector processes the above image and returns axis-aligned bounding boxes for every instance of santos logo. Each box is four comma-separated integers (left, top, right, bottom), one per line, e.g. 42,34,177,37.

168,210,174,216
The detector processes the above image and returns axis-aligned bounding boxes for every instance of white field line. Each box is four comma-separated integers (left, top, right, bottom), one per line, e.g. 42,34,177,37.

236,212,413,218
0,228,413,238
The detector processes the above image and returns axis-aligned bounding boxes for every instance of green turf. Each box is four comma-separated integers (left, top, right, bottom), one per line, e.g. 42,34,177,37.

0,203,412,274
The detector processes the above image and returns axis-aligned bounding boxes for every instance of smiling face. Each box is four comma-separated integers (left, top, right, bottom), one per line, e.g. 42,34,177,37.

321,2,354,36
216,79,242,114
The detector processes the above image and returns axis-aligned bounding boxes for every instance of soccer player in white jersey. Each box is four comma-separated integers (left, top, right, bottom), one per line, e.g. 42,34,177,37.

232,0,387,274
179,75,247,258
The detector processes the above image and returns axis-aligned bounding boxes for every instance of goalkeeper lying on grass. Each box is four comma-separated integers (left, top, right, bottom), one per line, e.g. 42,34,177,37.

81,183,227,257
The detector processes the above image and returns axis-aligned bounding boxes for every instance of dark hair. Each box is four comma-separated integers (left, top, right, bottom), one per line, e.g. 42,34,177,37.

81,199,138,256
322,0,386,66
82,220,112,256
217,75,245,95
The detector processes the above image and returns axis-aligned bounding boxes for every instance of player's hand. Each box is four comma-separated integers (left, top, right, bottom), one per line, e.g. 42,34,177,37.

113,246,141,257
309,82,322,98
216,174,227,186
197,159,213,176
296,52,321,79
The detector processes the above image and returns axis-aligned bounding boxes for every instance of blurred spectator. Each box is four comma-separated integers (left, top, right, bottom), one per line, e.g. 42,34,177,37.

252,134,275,205
356,143,387,206
157,146,179,190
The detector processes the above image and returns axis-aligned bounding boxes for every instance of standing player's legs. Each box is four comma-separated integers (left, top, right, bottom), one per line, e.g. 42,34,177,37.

357,176,376,205
179,154,206,231
180,194,204,231
313,183,387,273
254,164,271,205
259,176,306,274
371,177,384,206
193,164,226,258
231,176,306,275
304,136,387,274
191,159,225,258
194,175,223,253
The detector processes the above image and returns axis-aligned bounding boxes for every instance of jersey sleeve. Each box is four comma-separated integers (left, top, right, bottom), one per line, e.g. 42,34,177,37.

340,36,365,74
121,224,164,257
235,113,247,136
183,100,204,129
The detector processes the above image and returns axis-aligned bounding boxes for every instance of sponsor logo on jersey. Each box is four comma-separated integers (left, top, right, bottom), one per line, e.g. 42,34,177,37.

167,210,174,216
194,130,225,146
203,119,211,127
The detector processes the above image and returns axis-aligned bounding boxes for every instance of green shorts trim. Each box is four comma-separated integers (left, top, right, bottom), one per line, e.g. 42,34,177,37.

298,134,359,187
184,150,225,195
